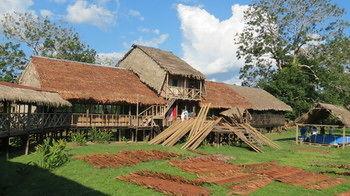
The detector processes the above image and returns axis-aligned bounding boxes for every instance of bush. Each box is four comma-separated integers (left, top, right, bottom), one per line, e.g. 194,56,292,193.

89,128,112,143
36,138,69,170
70,132,87,146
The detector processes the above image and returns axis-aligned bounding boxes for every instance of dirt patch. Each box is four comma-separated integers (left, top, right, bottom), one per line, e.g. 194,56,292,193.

117,171,210,196
170,155,240,177
229,176,273,195
76,150,178,168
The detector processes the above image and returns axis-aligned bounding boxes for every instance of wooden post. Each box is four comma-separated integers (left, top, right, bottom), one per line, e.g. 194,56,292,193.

166,73,169,99
25,135,30,155
4,137,9,160
295,124,299,144
136,102,139,127
343,127,346,149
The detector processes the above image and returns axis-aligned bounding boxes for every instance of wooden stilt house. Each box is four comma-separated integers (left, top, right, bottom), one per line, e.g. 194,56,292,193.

118,45,206,122
203,81,292,129
0,81,71,138
18,56,166,137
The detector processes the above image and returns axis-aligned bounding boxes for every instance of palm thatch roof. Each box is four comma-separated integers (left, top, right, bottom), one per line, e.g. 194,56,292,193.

229,85,292,112
124,45,205,80
25,56,166,105
203,81,292,112
296,103,350,127
201,81,251,109
0,81,71,107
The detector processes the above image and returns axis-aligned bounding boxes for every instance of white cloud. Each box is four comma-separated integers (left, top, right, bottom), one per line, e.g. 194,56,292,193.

40,9,54,18
66,0,117,29
223,75,242,85
128,9,144,21
177,4,248,76
138,28,160,35
125,28,169,48
96,52,124,66
0,0,33,15
132,34,169,48
51,0,66,4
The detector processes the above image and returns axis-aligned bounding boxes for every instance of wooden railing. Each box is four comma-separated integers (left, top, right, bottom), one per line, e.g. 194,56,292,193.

0,112,158,138
0,113,71,137
138,105,166,117
70,113,155,128
165,86,201,100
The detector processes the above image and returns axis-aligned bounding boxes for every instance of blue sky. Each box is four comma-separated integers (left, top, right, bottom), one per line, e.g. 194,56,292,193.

1,0,349,84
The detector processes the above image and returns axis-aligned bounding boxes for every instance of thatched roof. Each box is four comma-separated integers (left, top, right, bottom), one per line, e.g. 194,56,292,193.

296,103,350,127
203,81,292,112
122,45,205,80
201,81,251,109
0,81,71,107
229,85,292,112
27,56,166,105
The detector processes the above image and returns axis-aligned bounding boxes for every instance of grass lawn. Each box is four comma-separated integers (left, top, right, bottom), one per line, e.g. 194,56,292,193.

1,130,350,196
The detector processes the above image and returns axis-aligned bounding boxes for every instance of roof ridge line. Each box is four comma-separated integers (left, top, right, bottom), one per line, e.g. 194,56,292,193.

32,56,127,70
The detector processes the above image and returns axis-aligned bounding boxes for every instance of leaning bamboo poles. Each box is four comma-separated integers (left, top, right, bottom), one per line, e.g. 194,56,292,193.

148,104,216,149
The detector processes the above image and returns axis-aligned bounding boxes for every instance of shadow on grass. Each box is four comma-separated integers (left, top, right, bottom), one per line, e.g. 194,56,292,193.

274,137,295,142
0,157,106,196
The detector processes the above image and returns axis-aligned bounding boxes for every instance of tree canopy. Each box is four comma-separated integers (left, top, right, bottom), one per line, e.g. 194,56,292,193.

0,12,96,81
237,0,350,117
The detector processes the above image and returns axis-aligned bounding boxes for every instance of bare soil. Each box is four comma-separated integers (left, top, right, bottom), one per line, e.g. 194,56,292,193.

76,150,178,168
117,171,210,196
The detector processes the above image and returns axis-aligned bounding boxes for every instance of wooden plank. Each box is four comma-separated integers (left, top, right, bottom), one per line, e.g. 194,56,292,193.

148,120,181,144
162,120,195,146
223,123,262,153
188,118,222,150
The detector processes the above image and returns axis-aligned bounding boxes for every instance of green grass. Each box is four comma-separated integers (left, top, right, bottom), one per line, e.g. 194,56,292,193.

1,131,350,195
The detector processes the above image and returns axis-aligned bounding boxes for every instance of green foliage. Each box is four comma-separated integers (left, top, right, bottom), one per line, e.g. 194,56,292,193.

237,0,347,86
0,42,26,82
259,66,317,118
36,138,69,170
89,128,112,143
0,12,96,63
70,132,87,146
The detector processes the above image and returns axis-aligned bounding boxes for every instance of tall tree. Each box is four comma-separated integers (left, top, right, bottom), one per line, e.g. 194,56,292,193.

237,0,347,86
1,12,96,63
0,42,26,82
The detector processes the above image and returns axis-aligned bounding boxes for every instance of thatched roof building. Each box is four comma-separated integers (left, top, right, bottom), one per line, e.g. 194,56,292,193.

202,81,291,112
229,85,292,112
201,81,251,109
0,81,71,107
296,103,350,127
119,45,205,94
19,56,165,105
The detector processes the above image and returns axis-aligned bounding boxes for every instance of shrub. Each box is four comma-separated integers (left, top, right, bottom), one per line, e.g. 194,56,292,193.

89,128,112,143
36,138,69,169
70,132,87,146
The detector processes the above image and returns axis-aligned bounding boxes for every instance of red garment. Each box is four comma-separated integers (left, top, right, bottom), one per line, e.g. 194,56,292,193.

169,107,177,121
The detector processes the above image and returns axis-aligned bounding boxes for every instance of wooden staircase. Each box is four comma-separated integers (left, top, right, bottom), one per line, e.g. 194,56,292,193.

138,98,177,126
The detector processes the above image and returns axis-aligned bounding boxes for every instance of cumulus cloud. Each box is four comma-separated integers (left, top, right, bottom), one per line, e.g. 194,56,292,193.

177,4,248,80
125,27,169,48
66,0,117,29
96,52,124,66
0,0,33,15
128,9,144,21
134,34,169,47
40,9,54,18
